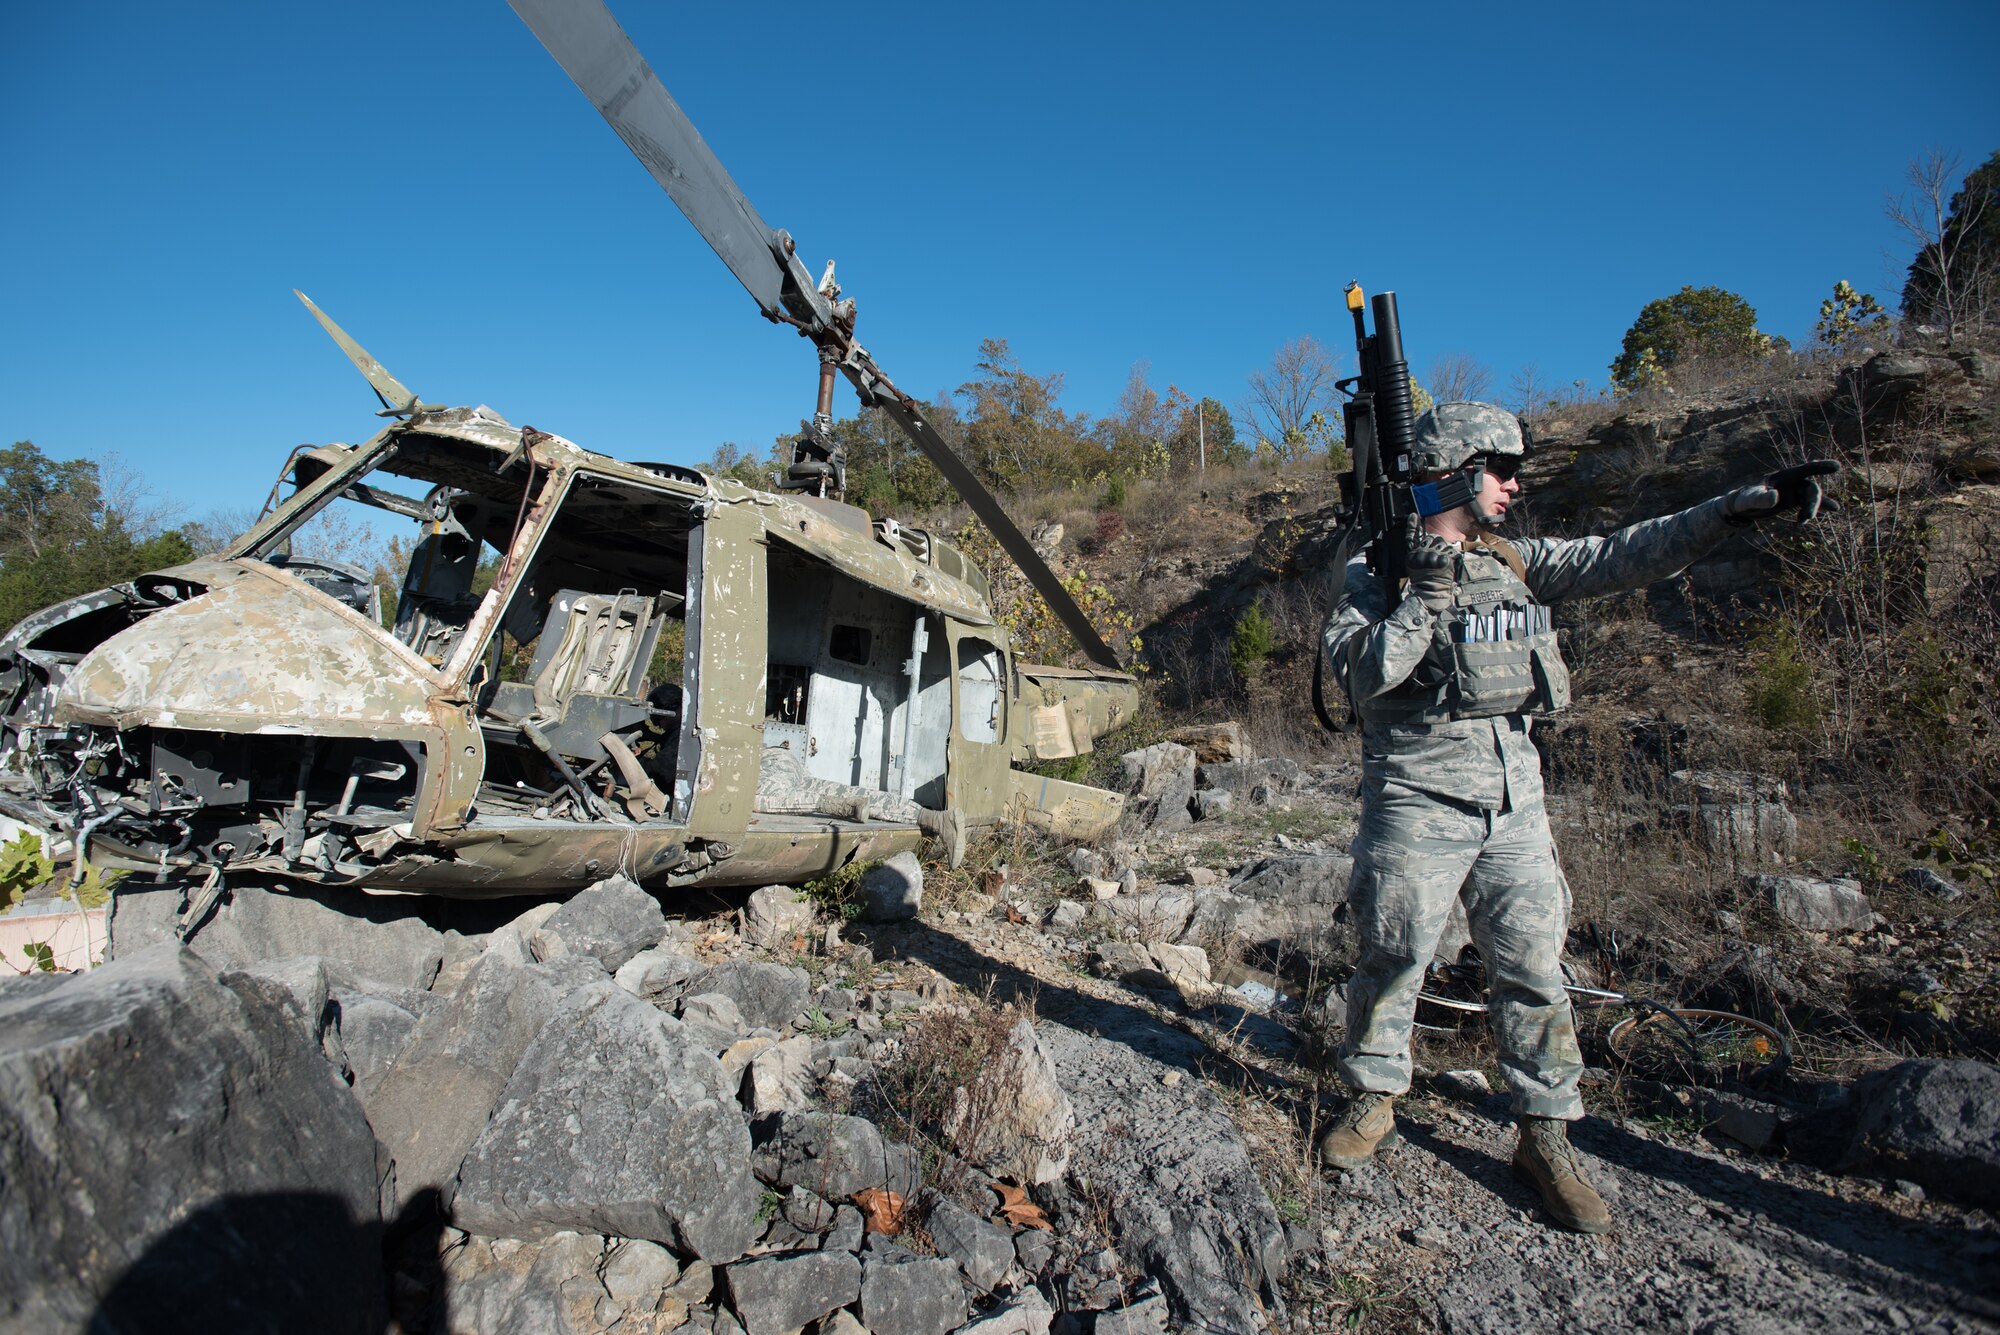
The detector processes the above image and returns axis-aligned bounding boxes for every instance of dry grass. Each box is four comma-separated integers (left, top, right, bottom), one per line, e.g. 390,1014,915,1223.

862,985,1036,1207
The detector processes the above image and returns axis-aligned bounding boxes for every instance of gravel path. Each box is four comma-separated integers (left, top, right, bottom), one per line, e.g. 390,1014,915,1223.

868,884,1997,1334
1284,1082,1995,1334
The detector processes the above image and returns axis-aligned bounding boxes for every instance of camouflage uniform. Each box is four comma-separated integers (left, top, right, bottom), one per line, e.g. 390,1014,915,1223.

1325,496,1736,1119
756,744,923,823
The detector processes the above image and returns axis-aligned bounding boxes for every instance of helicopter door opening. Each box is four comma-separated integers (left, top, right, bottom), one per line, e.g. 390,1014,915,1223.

765,549,949,815
470,471,699,825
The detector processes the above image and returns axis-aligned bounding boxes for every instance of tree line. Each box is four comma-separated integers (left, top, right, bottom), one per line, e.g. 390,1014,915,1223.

4,151,1992,633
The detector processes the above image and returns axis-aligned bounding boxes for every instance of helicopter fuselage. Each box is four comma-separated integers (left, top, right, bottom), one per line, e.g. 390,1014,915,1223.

0,409,1133,897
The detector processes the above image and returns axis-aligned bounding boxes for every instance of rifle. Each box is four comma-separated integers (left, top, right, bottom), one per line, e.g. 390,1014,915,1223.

1314,283,1421,732
1335,282,1421,584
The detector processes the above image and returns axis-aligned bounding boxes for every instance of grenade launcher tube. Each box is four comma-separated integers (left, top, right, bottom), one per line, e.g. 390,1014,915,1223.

1347,288,1420,587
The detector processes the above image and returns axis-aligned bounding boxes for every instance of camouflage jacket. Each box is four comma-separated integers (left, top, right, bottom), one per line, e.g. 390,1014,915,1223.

1323,496,1734,809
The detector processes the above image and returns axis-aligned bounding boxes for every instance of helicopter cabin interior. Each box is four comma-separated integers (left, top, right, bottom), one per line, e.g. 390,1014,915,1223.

240,429,703,839
249,428,998,847
760,542,955,823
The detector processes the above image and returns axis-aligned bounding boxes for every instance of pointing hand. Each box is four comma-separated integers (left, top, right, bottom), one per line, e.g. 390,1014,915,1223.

1725,460,1841,525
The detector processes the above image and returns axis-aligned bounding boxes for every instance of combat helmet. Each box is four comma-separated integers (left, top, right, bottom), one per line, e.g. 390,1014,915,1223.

1410,401,1525,474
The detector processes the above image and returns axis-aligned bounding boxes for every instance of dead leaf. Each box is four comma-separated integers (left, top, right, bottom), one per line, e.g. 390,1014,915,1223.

851,1187,905,1235
1005,904,1027,925
991,1181,1051,1231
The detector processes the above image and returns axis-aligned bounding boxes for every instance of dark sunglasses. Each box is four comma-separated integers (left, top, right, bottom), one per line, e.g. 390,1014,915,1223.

1477,455,1521,482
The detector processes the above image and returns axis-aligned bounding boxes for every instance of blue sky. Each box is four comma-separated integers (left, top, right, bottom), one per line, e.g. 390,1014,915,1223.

3,1,1995,525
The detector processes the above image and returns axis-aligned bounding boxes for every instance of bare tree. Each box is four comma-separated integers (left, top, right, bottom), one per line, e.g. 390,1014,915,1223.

1242,335,1342,448
94,453,184,542
1425,352,1493,404
1889,148,1997,346
1509,363,1554,419
185,506,263,553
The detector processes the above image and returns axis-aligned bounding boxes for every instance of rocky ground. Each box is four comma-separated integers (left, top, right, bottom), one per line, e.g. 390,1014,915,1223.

889,739,2000,1334
5,729,1994,1335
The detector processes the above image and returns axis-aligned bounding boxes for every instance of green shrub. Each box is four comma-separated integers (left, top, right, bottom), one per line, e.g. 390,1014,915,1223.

1610,286,1767,391
1749,624,1820,731
1815,280,1890,350
1100,473,1129,509
1229,603,1276,679
799,858,873,920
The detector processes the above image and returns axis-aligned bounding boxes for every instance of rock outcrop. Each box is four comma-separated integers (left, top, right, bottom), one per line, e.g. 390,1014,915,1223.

1848,1059,2000,1207
1038,1022,1286,1333
453,980,763,1260
0,945,382,1331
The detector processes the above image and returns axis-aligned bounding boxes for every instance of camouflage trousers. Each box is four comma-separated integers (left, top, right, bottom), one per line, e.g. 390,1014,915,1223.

756,745,922,824
1336,779,1584,1120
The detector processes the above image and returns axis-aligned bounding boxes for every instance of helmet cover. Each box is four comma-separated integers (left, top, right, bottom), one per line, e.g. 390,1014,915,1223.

1410,401,1525,474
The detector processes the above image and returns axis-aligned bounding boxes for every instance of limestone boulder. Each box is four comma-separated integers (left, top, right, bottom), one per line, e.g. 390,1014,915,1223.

753,1111,890,1201
859,1255,966,1335
528,874,665,972
1754,874,1872,933
685,960,812,1033
949,1017,1075,1187
441,1230,614,1335
743,885,815,950
0,945,381,1332
861,853,924,923
1920,484,2000,611
1673,770,1797,865
743,1036,816,1116
1848,1059,2000,1207
1169,722,1248,764
327,989,425,1094
1095,891,1195,944
725,1250,862,1335
453,980,762,1262
366,952,599,1214
925,1197,1013,1292
1228,854,1353,906
615,946,705,1010
1118,742,1197,834
1038,1020,1286,1333
108,879,444,992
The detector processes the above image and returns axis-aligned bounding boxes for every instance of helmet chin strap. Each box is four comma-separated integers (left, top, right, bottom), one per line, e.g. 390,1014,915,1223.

1468,465,1507,527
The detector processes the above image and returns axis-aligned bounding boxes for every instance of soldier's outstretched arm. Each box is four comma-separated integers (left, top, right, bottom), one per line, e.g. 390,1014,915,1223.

1323,557,1439,702
1517,461,1840,604
1512,496,1737,604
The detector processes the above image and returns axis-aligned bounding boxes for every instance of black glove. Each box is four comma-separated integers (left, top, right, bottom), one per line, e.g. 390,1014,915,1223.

1725,460,1841,526
1404,520,1459,612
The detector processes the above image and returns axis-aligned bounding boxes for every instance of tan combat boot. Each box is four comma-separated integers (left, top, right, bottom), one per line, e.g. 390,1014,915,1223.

1513,1118,1612,1235
1316,1092,1399,1171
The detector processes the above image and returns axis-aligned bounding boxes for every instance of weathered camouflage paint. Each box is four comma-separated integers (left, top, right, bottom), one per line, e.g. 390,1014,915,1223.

1337,781,1583,1118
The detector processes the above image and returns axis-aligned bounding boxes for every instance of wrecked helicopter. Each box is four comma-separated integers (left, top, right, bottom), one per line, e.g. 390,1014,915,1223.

0,0,1140,901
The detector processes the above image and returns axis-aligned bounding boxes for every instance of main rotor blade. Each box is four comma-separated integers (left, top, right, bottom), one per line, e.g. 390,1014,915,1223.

511,0,1119,671
506,0,798,324
859,376,1123,671
294,290,428,413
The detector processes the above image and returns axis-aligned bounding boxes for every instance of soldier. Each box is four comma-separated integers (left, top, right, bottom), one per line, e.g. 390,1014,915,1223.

1317,401,1835,1233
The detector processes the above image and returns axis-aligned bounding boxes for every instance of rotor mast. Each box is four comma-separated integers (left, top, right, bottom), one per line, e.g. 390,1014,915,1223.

505,0,1123,670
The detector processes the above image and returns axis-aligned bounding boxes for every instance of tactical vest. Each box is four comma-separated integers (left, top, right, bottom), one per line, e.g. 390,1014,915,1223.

1352,540,1571,725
